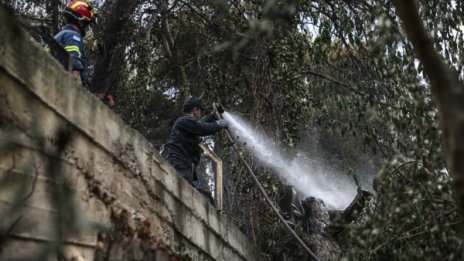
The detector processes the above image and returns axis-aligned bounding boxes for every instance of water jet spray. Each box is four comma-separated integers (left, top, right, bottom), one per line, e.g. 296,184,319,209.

212,103,321,261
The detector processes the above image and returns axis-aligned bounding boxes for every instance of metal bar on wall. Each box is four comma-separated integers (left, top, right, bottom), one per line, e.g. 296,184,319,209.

199,143,223,211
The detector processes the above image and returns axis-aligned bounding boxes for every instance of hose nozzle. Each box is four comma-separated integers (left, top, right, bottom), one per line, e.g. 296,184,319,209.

213,102,225,113
212,102,225,119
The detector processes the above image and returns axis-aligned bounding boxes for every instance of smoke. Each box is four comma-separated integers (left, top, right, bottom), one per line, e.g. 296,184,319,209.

223,112,358,210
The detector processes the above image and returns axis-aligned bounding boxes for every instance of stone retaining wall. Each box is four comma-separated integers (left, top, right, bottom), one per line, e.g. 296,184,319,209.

0,7,257,261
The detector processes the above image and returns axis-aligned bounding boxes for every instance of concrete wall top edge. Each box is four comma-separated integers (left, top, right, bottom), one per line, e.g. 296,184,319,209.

0,7,257,261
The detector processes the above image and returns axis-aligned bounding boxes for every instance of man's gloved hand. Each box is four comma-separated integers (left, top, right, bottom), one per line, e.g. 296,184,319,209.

97,93,115,108
213,103,225,114
216,119,228,128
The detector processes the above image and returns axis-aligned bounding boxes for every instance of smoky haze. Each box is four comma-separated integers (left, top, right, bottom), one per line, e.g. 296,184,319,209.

223,112,358,210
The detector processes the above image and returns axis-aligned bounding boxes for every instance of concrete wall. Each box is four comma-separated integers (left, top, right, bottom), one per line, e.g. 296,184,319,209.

0,7,257,261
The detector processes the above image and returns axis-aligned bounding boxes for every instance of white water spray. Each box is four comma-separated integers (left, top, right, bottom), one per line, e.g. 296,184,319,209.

223,112,358,210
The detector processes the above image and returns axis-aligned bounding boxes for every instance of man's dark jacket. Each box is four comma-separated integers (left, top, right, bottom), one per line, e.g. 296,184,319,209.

164,114,220,171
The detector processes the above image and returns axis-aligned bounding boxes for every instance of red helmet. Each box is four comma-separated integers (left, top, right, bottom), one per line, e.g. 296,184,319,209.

63,0,97,23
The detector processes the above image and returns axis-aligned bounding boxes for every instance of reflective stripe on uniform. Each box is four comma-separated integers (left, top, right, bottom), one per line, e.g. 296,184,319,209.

44,47,51,53
64,46,82,57
70,1,88,9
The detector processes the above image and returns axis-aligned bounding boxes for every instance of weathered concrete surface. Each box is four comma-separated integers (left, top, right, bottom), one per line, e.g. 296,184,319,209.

0,7,257,260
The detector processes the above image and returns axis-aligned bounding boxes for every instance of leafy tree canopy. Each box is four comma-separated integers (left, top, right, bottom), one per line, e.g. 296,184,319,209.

5,0,464,259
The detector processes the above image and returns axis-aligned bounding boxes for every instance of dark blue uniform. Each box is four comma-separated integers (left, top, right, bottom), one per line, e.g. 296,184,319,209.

164,114,221,185
46,25,90,87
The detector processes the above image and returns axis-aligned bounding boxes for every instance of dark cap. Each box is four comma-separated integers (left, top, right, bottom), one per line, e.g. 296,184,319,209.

183,97,204,112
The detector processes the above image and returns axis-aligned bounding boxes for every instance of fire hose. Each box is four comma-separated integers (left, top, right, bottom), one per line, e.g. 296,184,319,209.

212,103,321,261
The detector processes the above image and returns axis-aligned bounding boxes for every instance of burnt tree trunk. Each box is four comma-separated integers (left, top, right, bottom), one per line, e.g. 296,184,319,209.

90,0,141,96
158,0,190,101
46,0,60,35
302,197,340,260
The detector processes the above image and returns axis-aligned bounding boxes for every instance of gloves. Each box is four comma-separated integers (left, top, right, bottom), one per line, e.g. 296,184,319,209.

97,93,115,108
216,119,228,128
213,103,225,114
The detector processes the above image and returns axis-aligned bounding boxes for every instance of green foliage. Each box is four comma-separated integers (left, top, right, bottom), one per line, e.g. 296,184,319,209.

343,159,463,260
8,0,464,259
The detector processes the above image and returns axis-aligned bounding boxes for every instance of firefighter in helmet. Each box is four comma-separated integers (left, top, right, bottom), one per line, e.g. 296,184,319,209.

51,0,97,88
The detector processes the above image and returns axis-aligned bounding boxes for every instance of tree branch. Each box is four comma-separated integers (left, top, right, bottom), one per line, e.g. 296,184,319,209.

393,0,464,215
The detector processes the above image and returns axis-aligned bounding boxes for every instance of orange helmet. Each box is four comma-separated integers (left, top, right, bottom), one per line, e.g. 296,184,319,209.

63,0,97,23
